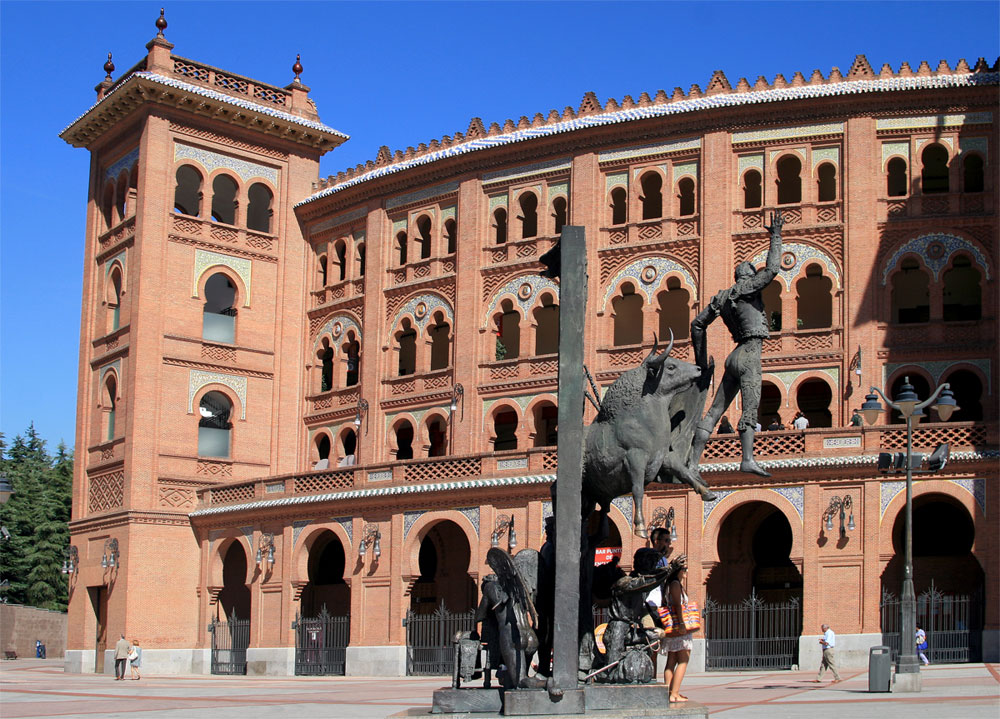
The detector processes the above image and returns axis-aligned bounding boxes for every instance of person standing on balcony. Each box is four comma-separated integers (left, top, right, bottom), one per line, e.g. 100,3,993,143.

689,211,784,477
793,411,809,430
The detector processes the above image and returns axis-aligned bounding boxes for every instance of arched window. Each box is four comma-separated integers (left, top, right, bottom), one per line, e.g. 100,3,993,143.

444,219,457,255
115,174,128,223
762,279,782,331
613,282,644,346
211,174,238,225
427,416,447,457
963,155,984,193
533,402,558,447
519,193,538,238
816,163,837,202
657,276,690,340
759,381,781,428
198,391,233,458
640,172,662,220
340,429,357,465
318,255,328,287
776,155,802,204
795,264,833,329
428,313,451,371
315,434,331,462
743,170,763,209
394,421,414,460
246,183,273,233
533,292,559,355
357,243,366,277
887,158,908,197
396,231,408,265
202,273,237,343
493,208,508,245
174,165,202,217
890,258,930,324
318,339,334,392
497,299,521,360
107,265,123,333
677,177,695,216
334,240,347,282
397,319,417,376
942,255,982,321
102,182,116,229
610,187,628,225
552,197,568,235
416,215,432,260
942,369,983,421
103,374,117,442
796,378,832,428
921,144,949,194
493,410,518,451
344,335,360,387
125,166,138,218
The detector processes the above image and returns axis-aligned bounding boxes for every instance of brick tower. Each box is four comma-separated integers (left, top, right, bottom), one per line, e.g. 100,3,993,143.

59,13,345,672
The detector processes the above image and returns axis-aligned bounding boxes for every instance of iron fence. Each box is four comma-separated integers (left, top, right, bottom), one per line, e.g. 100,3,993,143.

208,615,250,675
405,600,474,675
704,592,801,671
293,607,350,675
880,583,982,664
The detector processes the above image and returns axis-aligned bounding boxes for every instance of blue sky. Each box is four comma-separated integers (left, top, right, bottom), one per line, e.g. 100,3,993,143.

1,0,998,451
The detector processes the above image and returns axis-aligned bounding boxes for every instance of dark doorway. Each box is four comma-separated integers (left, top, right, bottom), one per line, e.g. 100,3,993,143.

89,586,108,674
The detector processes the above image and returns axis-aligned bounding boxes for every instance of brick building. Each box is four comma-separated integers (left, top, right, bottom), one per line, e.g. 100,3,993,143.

60,19,998,677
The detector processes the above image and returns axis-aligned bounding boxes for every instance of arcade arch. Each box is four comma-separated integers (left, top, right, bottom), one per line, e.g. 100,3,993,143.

409,519,476,614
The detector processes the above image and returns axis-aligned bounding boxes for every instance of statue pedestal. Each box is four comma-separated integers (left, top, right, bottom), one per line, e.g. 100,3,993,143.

430,684,709,717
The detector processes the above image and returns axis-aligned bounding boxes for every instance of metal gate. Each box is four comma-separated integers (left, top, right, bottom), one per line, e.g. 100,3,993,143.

704,592,802,670
404,600,474,675
293,607,350,675
880,583,983,664
208,615,250,675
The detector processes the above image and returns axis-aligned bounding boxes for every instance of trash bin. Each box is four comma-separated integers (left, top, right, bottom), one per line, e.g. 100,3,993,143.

39,644,46,659
868,645,891,692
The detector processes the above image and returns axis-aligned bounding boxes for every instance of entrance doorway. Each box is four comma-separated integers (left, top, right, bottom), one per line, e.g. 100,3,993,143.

296,531,350,675
211,540,251,675
88,586,108,673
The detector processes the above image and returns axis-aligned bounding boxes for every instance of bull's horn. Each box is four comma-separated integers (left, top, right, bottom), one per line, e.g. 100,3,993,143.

643,332,659,364
648,329,675,367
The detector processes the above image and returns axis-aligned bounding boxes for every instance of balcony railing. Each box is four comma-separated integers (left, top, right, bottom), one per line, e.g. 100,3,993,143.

733,201,842,233
194,422,995,509
877,191,994,221
484,234,559,266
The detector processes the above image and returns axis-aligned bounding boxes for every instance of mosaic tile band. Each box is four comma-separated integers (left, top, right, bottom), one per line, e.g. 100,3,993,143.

188,369,248,419
880,233,991,285
193,249,252,305
175,143,278,185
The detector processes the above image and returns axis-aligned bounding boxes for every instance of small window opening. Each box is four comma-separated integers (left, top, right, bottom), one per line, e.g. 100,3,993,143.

552,197,568,235
316,434,331,461
640,172,663,220
534,292,560,355
103,375,117,442
174,165,202,217
198,391,232,458
677,177,695,216
416,215,432,260
817,163,837,202
963,155,984,193
533,403,558,447
610,187,628,225
319,340,334,392
493,410,518,451
743,169,762,209
891,258,930,324
107,266,123,333
211,174,238,225
246,183,273,233
357,244,366,277
444,219,457,255
613,282,643,346
427,417,447,457
103,182,116,229
776,155,802,204
519,193,538,238
429,314,451,371
345,336,360,387
762,279,782,331
498,299,521,360
395,422,414,460
318,255,328,287
396,231,408,265
397,320,417,375
943,255,982,321
887,158,908,197
658,276,690,340
203,273,237,343
921,144,949,194
494,208,508,245
795,264,833,329
115,175,127,223
335,241,347,282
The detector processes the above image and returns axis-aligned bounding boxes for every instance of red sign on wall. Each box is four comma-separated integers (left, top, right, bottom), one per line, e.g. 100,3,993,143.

594,547,622,566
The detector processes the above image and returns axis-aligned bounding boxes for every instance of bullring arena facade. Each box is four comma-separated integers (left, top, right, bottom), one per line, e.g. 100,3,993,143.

60,20,998,677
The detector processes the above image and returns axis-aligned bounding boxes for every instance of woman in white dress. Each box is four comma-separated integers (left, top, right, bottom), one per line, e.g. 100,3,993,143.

662,567,693,703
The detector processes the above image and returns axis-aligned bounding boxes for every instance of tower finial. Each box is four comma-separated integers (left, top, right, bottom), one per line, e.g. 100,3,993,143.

292,53,303,81
155,8,168,38
104,52,115,81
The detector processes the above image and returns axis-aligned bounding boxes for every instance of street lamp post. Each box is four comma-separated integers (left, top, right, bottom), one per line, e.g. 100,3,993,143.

860,377,957,692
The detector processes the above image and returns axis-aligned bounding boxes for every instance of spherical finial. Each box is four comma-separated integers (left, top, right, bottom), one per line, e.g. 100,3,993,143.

292,53,303,80
104,52,115,80
155,8,168,37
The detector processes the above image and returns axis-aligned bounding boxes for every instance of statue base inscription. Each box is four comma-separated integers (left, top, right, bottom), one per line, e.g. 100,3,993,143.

430,685,708,717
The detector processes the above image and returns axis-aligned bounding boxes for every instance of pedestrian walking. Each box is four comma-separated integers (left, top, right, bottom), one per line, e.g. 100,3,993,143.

113,634,131,680
128,639,142,680
916,624,930,666
662,564,695,702
814,623,841,683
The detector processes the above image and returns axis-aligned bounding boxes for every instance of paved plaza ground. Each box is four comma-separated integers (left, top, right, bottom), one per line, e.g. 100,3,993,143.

0,660,997,719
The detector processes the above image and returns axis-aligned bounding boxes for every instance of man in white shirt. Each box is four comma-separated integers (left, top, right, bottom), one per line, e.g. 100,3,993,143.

793,412,809,430
815,624,841,683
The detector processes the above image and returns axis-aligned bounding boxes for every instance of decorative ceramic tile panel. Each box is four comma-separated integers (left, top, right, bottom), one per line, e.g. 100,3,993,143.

390,292,454,333
702,489,735,525
883,359,991,394
611,496,634,525
483,158,572,185
312,207,367,234
175,143,278,185
292,520,311,545
105,251,127,276
458,506,481,535
738,154,764,174
100,359,122,383
881,142,910,167
404,510,424,539
749,242,840,289
598,137,701,163
387,181,459,210
334,516,353,545
392,218,407,234
673,161,698,180
489,194,508,210
194,250,252,305
548,182,569,198
441,206,456,222
601,257,697,311
105,148,139,180
734,123,844,144
812,146,840,169
881,233,991,285
385,408,430,435
764,367,839,395
875,112,993,130
770,147,807,164
769,486,804,521
188,369,248,419
880,481,905,519
482,275,560,329
240,526,254,551
482,394,538,414
959,137,989,162
353,230,366,243
949,479,985,513
498,457,529,470
513,185,543,202
368,469,392,482
633,164,667,179
605,171,628,192
314,313,362,349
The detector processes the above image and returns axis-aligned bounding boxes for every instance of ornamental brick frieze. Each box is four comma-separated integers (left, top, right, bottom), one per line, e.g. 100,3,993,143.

88,470,125,514
168,122,288,160
163,356,272,380
96,217,136,259
378,388,453,412
599,256,698,312
174,142,279,185
89,343,129,370
597,238,700,283
734,228,844,268
384,281,455,324
168,232,277,264
312,312,362,347
761,350,844,368
70,511,192,535
386,291,454,336
748,242,841,290
880,233,992,284
481,275,559,329
478,375,558,397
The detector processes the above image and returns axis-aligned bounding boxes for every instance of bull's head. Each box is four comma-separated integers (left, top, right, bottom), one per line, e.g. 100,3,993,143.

643,330,701,394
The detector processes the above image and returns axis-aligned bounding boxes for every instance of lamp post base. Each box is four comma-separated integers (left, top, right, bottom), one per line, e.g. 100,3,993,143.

893,670,922,693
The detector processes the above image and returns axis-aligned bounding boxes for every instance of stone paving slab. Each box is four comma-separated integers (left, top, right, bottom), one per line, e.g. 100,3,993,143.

0,660,996,719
